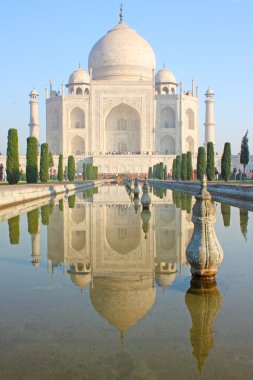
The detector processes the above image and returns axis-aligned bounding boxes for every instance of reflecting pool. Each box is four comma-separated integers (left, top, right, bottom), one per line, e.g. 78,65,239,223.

0,184,252,379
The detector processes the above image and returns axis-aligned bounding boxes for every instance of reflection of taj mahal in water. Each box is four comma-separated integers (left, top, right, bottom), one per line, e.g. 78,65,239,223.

31,186,193,334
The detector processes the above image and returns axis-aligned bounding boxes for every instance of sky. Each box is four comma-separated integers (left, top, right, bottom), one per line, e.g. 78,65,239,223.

0,0,252,155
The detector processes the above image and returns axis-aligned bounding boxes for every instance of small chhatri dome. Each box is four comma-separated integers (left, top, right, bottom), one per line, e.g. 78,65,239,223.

68,66,90,85
155,66,176,84
205,87,214,96
29,88,38,97
88,8,156,81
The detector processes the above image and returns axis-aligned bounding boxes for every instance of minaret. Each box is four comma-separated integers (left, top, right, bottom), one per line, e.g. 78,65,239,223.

29,88,39,140
204,87,215,147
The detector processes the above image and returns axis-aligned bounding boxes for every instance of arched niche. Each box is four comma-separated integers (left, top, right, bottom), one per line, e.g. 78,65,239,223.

157,205,175,224
162,87,169,94
84,88,89,95
105,206,141,254
160,106,175,129
71,204,85,224
105,103,140,154
160,135,175,154
71,231,86,251
76,87,82,95
186,136,194,154
70,107,85,129
71,135,85,155
185,108,195,130
158,229,176,252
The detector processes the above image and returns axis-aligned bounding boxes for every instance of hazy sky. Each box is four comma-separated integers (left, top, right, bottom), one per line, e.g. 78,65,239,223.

0,0,252,155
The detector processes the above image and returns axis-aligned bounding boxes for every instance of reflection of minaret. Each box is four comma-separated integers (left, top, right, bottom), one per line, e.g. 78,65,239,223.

31,223,41,269
29,88,39,140
185,282,222,373
204,88,215,147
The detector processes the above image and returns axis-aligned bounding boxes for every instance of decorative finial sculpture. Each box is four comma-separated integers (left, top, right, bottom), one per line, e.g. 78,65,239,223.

141,178,151,210
119,3,123,22
186,175,223,280
134,178,139,198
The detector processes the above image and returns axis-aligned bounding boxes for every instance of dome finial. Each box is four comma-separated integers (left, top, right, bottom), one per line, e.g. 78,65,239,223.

119,3,123,22
78,62,81,68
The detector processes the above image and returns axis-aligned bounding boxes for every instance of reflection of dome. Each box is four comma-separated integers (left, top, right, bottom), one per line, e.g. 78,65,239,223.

70,273,91,289
88,20,156,81
68,66,90,85
90,277,156,333
155,273,176,288
155,67,176,84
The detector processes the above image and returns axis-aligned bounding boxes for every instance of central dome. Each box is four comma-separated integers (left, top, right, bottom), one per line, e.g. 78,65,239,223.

88,21,156,81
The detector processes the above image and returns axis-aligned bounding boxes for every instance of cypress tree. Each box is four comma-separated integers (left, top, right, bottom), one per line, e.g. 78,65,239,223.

197,147,206,180
159,162,164,179
148,167,152,179
176,155,181,180
40,143,49,183
48,152,54,179
83,163,86,180
26,137,38,183
57,154,63,182
206,142,215,181
67,155,75,181
164,165,167,180
27,208,39,234
240,130,249,173
186,151,193,181
8,215,20,245
172,159,177,180
6,128,20,184
221,142,231,182
181,153,187,180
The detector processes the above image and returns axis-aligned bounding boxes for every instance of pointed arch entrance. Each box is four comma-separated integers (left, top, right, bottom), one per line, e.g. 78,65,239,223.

105,103,140,154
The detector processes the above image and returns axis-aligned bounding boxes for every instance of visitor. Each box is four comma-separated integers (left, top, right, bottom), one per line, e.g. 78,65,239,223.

215,167,219,180
0,163,3,181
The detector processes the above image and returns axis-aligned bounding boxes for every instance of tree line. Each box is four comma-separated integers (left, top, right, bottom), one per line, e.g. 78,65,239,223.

5,129,98,184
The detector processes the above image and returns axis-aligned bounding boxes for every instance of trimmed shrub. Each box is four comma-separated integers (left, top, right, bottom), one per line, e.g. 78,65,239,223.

40,143,49,183
221,142,231,182
164,165,167,180
181,153,187,180
6,129,20,184
26,137,38,183
206,142,215,181
187,151,193,181
172,159,177,180
148,167,152,179
197,146,206,180
8,215,20,244
240,130,249,173
67,155,75,181
57,154,63,182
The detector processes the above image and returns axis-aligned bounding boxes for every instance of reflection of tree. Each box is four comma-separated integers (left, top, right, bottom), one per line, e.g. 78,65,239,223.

68,195,76,209
240,208,249,241
185,281,222,373
221,204,230,227
8,215,20,245
41,204,50,225
152,187,166,199
172,191,192,214
83,187,98,199
27,208,39,234
59,199,63,212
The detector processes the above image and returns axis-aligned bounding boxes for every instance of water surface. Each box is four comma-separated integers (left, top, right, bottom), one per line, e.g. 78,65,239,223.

0,184,252,380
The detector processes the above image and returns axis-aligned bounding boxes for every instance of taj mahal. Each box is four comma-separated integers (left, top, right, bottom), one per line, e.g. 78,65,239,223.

28,6,216,175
